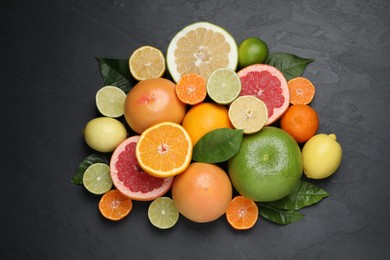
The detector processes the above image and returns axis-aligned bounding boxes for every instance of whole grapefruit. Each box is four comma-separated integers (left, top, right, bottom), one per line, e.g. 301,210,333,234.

110,135,174,201
124,78,186,133
172,162,232,223
237,64,289,125
228,126,302,202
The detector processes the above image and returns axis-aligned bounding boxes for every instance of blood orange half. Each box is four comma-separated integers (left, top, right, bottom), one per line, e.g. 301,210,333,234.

237,64,289,125
110,136,174,201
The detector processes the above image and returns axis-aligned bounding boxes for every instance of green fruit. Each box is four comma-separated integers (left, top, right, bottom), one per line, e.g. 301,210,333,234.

228,126,302,202
238,37,269,68
83,117,127,153
302,133,342,179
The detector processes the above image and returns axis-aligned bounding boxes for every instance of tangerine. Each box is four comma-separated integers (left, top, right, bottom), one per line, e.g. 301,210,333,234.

181,102,233,145
172,162,232,223
226,196,259,230
287,77,316,105
124,78,186,134
280,104,319,143
175,73,207,105
98,189,133,221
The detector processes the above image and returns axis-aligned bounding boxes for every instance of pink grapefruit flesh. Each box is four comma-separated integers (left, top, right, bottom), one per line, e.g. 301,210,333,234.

237,64,289,125
110,136,174,201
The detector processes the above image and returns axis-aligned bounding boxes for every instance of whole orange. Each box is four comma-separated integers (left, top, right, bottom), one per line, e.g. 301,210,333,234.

280,104,319,143
172,162,232,223
124,78,186,133
181,102,233,145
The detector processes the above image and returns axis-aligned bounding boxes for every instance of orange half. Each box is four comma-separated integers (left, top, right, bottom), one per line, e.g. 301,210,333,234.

98,189,133,221
226,196,258,230
175,73,207,105
136,122,193,178
288,76,315,105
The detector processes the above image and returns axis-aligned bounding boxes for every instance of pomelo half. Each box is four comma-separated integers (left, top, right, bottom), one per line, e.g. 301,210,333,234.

166,22,238,83
237,64,289,125
110,136,174,201
228,126,302,202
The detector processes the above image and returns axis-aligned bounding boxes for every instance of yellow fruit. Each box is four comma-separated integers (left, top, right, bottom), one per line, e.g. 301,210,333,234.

181,102,233,145
83,117,127,153
302,133,342,179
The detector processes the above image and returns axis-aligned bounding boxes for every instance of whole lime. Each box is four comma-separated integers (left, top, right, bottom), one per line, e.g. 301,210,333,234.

238,37,269,68
228,126,302,202
302,133,342,179
83,117,127,153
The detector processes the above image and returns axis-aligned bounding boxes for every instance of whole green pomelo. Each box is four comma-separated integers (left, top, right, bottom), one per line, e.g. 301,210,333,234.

228,126,302,202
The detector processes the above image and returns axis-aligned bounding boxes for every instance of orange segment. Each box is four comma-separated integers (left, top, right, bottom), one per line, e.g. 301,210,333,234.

98,189,133,221
287,77,315,105
226,196,258,230
136,122,193,178
175,73,207,105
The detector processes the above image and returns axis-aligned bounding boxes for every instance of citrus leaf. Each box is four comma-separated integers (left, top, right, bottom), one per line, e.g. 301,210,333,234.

259,204,304,225
266,53,313,81
266,181,329,210
71,153,110,185
192,128,243,163
96,57,132,93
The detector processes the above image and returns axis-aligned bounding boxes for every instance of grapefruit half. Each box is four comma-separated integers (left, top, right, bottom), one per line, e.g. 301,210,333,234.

110,136,174,201
237,64,289,125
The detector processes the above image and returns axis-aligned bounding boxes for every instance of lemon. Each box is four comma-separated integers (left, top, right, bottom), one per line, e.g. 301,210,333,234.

129,46,166,81
228,95,268,134
83,117,127,153
302,133,342,179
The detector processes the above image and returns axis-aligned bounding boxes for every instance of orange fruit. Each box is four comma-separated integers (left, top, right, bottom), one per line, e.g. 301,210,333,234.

172,162,232,223
226,196,259,230
175,73,207,105
98,189,133,221
287,77,315,105
181,102,233,145
124,78,186,134
280,104,319,143
136,122,192,178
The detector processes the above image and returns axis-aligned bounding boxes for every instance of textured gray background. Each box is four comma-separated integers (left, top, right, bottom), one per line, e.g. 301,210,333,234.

1,0,389,259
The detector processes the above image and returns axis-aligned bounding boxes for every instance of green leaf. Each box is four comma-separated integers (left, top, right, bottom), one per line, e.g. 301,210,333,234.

259,203,304,225
192,128,243,163
71,153,110,185
96,57,132,93
266,181,329,210
266,53,314,81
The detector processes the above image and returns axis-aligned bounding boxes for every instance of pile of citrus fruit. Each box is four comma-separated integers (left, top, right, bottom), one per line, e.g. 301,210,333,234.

72,22,343,229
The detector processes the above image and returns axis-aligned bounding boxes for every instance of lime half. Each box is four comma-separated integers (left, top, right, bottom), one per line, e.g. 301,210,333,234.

83,163,113,195
228,95,268,134
96,86,126,118
207,68,241,105
148,197,179,229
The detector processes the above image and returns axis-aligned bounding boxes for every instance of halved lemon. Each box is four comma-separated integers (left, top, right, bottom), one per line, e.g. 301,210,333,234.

166,22,238,83
129,46,166,81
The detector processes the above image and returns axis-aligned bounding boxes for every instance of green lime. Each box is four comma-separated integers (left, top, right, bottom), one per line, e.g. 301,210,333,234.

228,127,302,202
228,95,268,134
238,37,269,68
206,68,241,105
302,133,342,179
148,197,179,229
96,86,126,118
83,163,113,195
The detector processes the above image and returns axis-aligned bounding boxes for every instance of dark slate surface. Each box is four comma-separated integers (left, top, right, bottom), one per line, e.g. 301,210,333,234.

1,0,390,259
